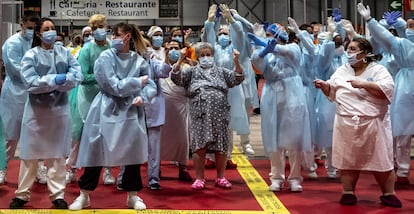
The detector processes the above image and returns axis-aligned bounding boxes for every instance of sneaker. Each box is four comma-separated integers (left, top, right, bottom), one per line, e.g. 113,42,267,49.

66,169,76,184
380,195,402,208
52,199,68,209
9,198,28,209
215,177,232,189
289,179,303,192
308,171,318,179
269,179,284,192
327,170,337,179
103,168,115,185
242,144,255,155
149,183,161,190
178,170,193,182
127,195,146,210
36,165,47,184
69,194,90,210
340,194,357,206
191,179,206,190
205,159,216,169
226,160,237,169
0,170,6,184
395,176,410,186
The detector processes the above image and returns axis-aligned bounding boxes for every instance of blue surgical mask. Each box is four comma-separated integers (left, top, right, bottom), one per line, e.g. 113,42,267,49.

346,51,362,65
168,49,180,62
112,38,124,52
55,41,63,46
152,36,163,48
41,30,57,45
173,36,183,43
218,35,230,47
24,29,34,40
93,28,107,41
406,29,414,43
84,35,93,43
199,56,214,68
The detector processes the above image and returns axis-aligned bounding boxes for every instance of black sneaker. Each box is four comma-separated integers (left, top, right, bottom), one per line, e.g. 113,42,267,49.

52,199,68,209
149,183,161,190
9,198,28,209
380,195,402,208
339,194,357,206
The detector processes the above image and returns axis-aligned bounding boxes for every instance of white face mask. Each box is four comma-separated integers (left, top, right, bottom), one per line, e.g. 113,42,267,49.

406,29,414,43
199,56,214,68
347,51,363,65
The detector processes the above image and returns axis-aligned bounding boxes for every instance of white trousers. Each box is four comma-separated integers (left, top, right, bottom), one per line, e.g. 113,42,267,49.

147,126,161,185
15,158,66,201
394,135,412,177
270,150,302,181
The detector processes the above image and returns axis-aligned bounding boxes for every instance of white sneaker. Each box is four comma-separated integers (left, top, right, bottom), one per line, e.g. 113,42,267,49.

308,171,318,179
127,195,146,210
242,144,255,155
103,168,115,185
0,170,6,184
66,169,77,184
327,169,337,179
269,179,284,192
69,194,90,210
36,165,47,184
289,179,303,192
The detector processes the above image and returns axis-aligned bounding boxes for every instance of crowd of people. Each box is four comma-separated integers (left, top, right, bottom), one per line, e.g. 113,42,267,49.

1,2,413,210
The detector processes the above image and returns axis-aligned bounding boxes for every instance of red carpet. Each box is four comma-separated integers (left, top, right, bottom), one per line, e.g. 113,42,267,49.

1,158,414,213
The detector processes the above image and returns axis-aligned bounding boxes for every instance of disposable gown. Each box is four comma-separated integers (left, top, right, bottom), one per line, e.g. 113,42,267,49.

144,59,171,128
366,19,414,136
233,14,260,109
314,40,347,148
0,115,5,169
72,40,111,140
205,19,250,135
19,46,83,159
0,33,32,140
251,43,311,154
327,63,394,171
76,49,157,167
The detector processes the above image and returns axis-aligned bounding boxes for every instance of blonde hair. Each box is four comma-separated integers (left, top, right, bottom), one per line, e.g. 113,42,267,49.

88,14,107,27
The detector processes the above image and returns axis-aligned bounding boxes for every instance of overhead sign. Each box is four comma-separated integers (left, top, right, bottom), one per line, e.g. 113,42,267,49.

41,0,160,20
389,0,402,11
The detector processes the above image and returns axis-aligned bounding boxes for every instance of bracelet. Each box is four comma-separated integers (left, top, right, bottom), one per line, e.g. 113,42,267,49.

366,17,373,23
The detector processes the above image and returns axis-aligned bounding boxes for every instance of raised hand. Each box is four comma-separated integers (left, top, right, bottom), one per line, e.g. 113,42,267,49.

383,11,401,26
258,39,276,58
208,4,217,21
247,32,267,47
219,4,235,23
332,8,342,22
357,3,371,21
327,16,336,34
288,17,300,34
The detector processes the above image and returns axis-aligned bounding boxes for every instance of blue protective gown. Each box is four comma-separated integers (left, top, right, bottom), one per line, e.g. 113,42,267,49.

251,43,311,153
19,46,83,159
76,49,157,167
0,33,32,140
205,19,250,135
0,115,5,170
366,19,414,136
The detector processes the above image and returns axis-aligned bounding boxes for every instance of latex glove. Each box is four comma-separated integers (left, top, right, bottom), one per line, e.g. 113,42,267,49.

262,21,269,33
357,3,371,21
55,74,66,85
219,4,234,23
258,39,276,58
140,75,148,87
230,9,238,15
383,11,401,26
327,16,336,34
288,17,300,34
208,4,217,21
332,8,342,22
247,32,267,47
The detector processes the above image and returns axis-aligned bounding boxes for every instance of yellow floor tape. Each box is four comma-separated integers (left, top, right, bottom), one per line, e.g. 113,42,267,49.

0,148,289,214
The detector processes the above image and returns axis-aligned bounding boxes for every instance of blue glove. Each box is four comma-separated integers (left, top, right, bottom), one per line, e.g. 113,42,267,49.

262,21,269,33
55,74,67,85
216,6,221,18
383,11,401,26
258,38,276,58
332,8,342,22
247,32,267,47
